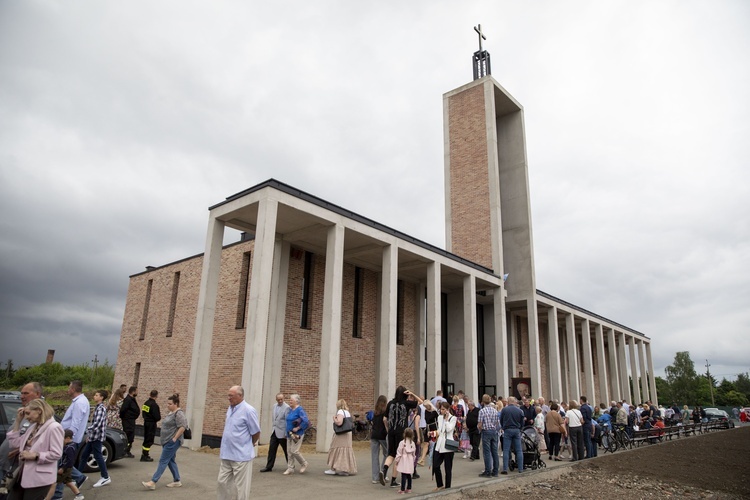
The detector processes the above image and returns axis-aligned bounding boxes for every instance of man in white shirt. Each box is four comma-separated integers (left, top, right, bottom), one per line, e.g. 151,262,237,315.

430,390,447,408
217,385,261,500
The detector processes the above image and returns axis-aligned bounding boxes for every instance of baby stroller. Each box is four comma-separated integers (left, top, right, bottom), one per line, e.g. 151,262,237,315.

509,426,546,471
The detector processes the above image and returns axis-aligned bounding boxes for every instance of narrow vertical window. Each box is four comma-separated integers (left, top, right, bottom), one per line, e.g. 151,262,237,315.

133,362,141,387
578,334,585,372
300,251,313,329
352,267,363,338
516,316,523,361
166,271,180,337
396,280,404,345
236,252,251,329
139,279,153,340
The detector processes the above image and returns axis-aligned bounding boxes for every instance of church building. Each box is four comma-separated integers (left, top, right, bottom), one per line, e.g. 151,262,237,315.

114,39,657,450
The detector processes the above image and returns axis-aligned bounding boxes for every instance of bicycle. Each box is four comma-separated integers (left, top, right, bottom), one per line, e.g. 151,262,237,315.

352,413,372,441
599,423,617,453
303,424,317,445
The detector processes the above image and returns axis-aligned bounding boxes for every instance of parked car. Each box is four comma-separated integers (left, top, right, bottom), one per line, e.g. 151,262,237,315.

703,408,735,429
0,391,21,400
0,399,128,472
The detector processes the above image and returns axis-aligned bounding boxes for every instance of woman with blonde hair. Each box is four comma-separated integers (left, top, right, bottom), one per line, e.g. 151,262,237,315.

565,400,585,461
325,399,357,476
7,399,63,499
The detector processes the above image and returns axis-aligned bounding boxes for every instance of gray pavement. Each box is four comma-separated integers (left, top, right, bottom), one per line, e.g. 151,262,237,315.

69,437,573,499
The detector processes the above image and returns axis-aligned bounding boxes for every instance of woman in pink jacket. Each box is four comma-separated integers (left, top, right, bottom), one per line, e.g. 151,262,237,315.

7,398,63,500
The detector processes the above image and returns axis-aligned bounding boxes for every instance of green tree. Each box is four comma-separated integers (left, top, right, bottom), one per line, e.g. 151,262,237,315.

735,372,750,400
655,376,672,404
665,351,699,405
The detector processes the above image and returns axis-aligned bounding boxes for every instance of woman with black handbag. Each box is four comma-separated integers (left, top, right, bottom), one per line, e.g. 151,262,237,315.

325,399,357,476
432,401,457,492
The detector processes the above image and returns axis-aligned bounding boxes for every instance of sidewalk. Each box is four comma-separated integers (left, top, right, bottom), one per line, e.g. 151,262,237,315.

75,438,573,499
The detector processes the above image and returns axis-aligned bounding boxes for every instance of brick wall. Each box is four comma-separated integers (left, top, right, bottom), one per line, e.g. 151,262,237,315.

115,242,421,437
447,83,493,269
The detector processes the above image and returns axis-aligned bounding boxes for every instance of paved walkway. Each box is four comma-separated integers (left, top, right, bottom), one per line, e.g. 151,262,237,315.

75,437,574,499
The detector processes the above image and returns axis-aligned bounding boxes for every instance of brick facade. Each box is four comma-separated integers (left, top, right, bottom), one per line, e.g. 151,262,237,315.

115,242,420,438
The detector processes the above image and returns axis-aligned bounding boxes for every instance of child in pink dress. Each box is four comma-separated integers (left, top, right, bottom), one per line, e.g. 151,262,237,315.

394,428,416,494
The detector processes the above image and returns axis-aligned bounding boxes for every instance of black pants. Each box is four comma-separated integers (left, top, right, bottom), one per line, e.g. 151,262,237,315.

548,432,562,457
142,421,157,452
123,420,136,450
265,432,288,470
433,451,453,489
400,473,412,491
469,430,480,459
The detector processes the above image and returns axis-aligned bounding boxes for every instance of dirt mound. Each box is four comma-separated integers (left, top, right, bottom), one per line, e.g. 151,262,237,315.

460,426,750,499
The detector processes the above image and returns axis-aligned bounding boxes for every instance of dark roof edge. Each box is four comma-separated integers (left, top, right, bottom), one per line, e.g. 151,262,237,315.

128,239,250,278
536,289,649,339
212,178,499,278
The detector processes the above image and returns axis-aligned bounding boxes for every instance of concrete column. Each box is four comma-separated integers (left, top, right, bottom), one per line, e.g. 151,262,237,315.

560,330,570,402
377,244,398,399
185,215,224,448
628,336,641,404
416,282,427,397
607,328,620,402
638,339,649,403
580,318,595,403
617,332,629,403
463,275,479,402
509,313,518,375
243,198,279,411
260,239,290,444
547,306,563,401
426,262,441,398
527,300,543,401
493,288,509,399
316,223,345,452
565,313,580,401
595,323,609,406
646,342,658,407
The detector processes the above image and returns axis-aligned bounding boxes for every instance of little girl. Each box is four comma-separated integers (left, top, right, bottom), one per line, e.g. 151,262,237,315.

394,428,416,494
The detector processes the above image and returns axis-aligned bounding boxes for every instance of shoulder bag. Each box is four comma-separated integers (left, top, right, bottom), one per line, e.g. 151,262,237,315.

334,412,354,434
442,417,460,451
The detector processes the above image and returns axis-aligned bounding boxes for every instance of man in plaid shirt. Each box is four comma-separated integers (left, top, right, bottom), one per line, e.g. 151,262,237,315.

77,389,112,488
477,394,500,477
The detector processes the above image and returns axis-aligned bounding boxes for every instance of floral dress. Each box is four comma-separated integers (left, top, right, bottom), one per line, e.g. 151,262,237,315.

107,399,123,430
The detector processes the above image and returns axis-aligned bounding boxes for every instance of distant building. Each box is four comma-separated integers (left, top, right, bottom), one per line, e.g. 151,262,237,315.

115,63,656,449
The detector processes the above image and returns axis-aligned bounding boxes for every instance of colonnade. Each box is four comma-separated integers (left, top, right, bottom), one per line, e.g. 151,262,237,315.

543,303,657,408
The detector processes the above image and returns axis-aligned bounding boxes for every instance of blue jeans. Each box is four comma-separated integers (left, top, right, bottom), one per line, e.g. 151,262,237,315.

502,428,524,472
52,443,84,499
583,423,593,458
370,439,387,482
481,430,499,475
78,440,108,479
152,439,181,483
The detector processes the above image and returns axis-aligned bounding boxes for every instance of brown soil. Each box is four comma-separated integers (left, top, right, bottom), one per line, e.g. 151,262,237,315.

458,426,750,499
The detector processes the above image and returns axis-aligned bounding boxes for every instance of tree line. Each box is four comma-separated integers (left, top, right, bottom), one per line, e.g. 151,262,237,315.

0,359,116,390
655,351,750,407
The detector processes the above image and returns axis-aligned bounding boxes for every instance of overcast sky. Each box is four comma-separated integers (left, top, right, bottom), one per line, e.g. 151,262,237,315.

1,1,748,383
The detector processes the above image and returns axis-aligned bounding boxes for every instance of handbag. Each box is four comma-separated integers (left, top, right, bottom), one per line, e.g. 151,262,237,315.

444,438,460,452
334,413,354,434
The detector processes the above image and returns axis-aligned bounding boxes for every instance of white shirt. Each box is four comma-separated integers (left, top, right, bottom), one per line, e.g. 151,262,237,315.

566,409,583,428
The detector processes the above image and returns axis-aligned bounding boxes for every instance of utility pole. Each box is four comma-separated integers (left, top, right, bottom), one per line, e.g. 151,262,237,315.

705,359,715,406
91,354,99,385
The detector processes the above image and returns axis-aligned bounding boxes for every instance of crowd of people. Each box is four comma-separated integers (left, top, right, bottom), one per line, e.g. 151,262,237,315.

5,377,718,499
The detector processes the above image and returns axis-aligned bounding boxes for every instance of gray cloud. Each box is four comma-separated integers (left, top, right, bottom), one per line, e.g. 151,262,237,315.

1,1,748,382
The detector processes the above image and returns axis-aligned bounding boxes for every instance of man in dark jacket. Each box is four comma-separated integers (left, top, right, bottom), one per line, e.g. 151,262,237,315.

140,389,161,462
465,399,481,460
119,386,141,458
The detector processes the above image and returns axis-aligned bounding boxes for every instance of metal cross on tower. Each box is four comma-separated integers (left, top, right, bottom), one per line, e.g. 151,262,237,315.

472,24,491,80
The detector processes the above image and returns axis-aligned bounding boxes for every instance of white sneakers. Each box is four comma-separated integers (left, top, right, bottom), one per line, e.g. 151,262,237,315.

324,469,337,475
93,477,111,488
74,495,84,500
166,481,182,488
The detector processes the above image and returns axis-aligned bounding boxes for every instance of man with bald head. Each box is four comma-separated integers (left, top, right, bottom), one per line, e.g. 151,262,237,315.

218,385,261,500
